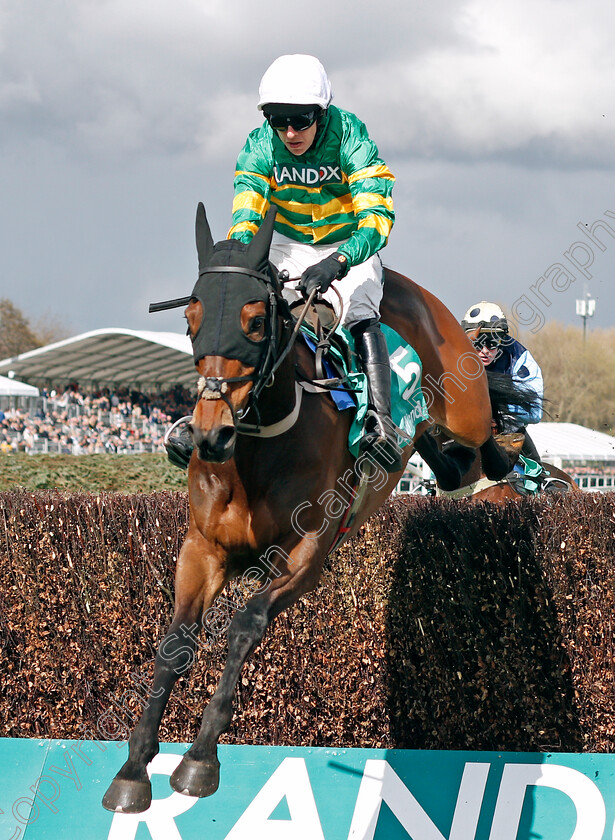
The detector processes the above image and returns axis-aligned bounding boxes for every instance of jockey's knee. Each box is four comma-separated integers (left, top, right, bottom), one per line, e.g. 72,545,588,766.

349,317,380,337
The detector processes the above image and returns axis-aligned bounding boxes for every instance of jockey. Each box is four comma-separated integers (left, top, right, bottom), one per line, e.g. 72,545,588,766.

461,301,544,463
227,54,402,472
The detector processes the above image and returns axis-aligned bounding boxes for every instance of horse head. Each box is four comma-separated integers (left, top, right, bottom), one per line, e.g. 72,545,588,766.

185,203,282,463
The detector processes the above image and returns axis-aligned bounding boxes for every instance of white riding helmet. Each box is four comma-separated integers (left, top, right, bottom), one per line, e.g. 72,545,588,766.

257,54,333,111
461,301,508,334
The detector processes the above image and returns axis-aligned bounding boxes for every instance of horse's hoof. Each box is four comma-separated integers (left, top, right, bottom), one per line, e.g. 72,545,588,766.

102,777,152,813
170,755,220,798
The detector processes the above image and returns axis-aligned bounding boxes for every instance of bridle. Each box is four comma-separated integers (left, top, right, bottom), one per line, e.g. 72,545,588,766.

191,265,283,414
150,264,317,432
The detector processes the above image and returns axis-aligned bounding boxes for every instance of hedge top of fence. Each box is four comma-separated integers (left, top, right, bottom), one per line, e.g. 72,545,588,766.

1,489,615,752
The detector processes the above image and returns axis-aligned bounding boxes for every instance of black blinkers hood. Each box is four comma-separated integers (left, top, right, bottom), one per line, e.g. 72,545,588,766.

189,203,280,369
190,249,273,368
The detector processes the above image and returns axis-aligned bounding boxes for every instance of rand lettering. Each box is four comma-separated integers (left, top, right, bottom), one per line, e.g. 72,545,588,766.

273,164,343,186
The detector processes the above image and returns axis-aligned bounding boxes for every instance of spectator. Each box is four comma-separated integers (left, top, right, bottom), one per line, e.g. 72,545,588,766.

0,385,194,456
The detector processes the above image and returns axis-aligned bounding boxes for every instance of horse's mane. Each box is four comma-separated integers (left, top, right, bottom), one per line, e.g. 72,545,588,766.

486,370,544,425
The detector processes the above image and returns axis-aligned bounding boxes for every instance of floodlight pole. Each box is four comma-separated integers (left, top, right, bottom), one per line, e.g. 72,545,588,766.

575,286,596,346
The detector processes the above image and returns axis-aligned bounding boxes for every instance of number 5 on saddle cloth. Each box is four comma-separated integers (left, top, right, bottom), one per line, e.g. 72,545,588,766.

299,320,430,457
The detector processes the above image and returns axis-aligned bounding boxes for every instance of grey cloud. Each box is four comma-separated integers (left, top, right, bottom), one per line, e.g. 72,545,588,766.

4,0,611,169
0,0,474,159
0,0,614,338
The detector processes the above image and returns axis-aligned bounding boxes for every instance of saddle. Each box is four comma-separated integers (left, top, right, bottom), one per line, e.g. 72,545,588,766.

289,298,352,382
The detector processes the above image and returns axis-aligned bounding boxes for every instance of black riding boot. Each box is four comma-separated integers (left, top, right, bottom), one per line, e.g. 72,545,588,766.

164,417,194,470
352,320,404,473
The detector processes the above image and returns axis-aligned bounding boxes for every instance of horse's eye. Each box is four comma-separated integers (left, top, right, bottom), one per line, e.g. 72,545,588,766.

246,316,266,341
242,304,266,341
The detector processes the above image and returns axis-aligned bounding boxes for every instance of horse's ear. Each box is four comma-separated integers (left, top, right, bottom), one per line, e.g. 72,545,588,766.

247,206,277,267
195,202,214,271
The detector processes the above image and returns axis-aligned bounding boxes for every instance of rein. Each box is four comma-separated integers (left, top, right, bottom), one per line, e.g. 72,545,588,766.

436,477,504,499
194,265,282,409
151,275,318,437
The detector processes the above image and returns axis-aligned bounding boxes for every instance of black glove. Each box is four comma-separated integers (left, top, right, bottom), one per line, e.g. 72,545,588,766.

297,253,348,297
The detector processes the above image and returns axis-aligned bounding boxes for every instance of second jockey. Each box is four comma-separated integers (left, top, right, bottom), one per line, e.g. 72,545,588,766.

462,300,544,464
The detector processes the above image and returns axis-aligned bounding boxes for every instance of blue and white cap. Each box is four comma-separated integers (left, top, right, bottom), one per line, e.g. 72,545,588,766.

461,301,508,334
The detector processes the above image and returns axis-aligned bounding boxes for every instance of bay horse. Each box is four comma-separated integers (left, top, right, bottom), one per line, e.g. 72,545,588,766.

435,374,580,502
103,203,508,813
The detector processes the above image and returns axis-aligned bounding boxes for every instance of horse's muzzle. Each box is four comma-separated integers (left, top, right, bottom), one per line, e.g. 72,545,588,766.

191,423,237,463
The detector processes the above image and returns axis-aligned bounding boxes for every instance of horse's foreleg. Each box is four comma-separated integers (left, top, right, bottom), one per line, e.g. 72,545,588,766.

102,531,225,813
480,435,511,480
170,545,323,798
414,429,477,491
102,618,200,812
169,596,270,798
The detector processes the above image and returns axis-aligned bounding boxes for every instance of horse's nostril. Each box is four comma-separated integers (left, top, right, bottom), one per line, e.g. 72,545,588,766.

193,424,236,463
216,426,236,451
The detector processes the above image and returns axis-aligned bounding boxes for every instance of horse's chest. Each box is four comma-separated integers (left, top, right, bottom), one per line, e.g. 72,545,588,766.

191,449,322,559
192,482,261,556
215,503,257,550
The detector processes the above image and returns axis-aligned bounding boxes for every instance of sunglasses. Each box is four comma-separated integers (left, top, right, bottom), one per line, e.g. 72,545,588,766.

474,335,501,350
265,110,319,132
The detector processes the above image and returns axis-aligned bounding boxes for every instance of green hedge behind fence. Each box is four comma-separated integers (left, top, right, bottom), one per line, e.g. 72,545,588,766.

1,490,615,752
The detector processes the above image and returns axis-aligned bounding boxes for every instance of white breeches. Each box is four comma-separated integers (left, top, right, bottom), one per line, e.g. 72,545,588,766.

269,232,383,329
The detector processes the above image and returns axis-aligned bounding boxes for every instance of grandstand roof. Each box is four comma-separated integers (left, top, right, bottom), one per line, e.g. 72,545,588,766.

531,422,615,464
0,328,195,390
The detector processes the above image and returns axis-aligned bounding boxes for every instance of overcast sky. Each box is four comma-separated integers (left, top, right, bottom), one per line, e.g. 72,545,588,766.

1,0,614,341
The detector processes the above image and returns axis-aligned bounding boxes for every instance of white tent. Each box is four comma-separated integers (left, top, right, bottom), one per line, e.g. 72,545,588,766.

0,374,39,397
530,422,615,465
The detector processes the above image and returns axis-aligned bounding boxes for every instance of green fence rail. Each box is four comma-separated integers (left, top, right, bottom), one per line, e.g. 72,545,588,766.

1,738,615,839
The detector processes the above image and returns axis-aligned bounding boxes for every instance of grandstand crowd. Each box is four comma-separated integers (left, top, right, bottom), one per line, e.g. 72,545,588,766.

0,383,193,455
2,383,615,494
